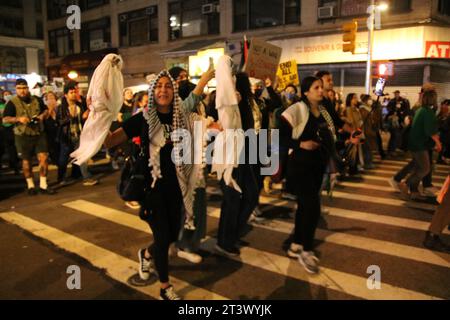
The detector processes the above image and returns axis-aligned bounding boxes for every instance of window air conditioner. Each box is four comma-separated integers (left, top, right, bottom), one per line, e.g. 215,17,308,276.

145,7,155,15
318,6,335,19
202,4,216,14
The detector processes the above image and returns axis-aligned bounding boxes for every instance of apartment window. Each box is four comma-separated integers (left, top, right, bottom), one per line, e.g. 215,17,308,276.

438,0,450,16
36,21,44,39
1,0,23,8
389,0,411,13
0,15,24,37
79,0,109,11
233,0,301,32
48,28,74,58
47,0,76,20
339,0,370,17
169,0,220,40
81,18,111,52
119,6,158,47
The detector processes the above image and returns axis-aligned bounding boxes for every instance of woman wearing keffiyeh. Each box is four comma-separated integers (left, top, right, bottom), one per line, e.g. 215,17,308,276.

104,69,218,300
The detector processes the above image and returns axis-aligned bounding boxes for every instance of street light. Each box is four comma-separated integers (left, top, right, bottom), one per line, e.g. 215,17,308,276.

68,70,78,80
378,3,389,11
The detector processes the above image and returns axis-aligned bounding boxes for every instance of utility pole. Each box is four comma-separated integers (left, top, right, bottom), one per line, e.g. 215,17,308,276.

365,0,375,95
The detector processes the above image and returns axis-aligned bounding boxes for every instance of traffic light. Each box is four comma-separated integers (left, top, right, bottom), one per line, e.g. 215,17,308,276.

342,20,358,54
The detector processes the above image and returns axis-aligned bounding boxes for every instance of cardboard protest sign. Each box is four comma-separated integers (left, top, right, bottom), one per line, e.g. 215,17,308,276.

276,60,299,90
244,38,282,83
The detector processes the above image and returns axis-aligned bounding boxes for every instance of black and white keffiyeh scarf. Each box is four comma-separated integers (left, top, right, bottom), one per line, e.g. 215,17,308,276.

143,70,207,230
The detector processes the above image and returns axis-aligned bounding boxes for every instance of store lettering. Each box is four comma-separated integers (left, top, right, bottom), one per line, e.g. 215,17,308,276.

425,41,450,58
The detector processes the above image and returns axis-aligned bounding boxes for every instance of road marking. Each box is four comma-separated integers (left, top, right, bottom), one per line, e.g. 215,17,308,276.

205,207,450,270
257,196,449,235
360,175,443,187
0,211,227,300
372,164,449,175
62,200,449,294
367,169,447,180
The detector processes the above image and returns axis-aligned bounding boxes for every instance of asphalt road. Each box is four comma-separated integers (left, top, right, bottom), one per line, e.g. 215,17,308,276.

0,154,449,300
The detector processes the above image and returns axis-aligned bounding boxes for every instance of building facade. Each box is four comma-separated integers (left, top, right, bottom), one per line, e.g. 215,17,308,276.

0,0,46,92
44,0,450,101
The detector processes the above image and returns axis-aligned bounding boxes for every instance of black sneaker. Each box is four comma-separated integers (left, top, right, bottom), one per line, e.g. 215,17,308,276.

423,232,450,253
39,187,56,195
215,244,240,257
160,285,181,300
27,188,37,196
138,249,155,280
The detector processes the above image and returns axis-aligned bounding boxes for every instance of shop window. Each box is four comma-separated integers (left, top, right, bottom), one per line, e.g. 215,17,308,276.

438,0,450,16
169,0,220,40
80,18,111,53
233,0,301,32
119,6,158,47
48,28,74,58
0,46,26,74
1,0,23,8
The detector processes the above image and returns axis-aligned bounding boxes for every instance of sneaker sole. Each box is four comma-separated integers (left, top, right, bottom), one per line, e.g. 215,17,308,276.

287,250,301,259
215,245,239,257
137,250,150,281
298,256,319,274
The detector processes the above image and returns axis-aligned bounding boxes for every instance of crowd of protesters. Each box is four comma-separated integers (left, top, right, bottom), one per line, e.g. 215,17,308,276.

1,62,449,300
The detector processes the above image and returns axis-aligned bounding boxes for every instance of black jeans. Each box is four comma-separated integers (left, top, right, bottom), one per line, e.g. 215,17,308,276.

142,184,183,283
288,149,325,251
217,164,259,251
407,151,431,192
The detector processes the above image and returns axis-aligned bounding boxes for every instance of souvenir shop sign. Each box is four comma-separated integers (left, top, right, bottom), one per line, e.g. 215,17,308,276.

245,38,282,82
276,60,299,90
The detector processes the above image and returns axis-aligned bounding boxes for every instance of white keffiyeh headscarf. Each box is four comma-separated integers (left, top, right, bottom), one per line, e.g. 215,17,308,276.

144,70,207,230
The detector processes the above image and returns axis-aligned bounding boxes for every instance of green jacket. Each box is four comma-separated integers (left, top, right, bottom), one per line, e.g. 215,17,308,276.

408,105,438,152
10,96,43,136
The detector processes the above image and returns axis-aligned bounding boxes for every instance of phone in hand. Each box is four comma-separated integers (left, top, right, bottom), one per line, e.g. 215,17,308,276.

374,78,387,96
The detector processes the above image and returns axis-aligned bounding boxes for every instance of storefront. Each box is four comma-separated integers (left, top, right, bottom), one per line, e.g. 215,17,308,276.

160,38,224,87
47,48,118,93
269,25,450,101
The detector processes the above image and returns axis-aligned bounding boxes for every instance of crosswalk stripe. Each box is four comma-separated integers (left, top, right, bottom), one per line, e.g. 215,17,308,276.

59,200,440,299
373,158,449,170
367,169,447,180
256,196,450,235
371,164,449,175
360,175,444,187
205,207,450,270
200,237,442,300
329,191,437,211
337,181,395,192
0,211,227,300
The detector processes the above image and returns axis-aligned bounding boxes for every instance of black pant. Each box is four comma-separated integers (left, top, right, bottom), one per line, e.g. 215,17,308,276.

142,183,183,283
1,126,20,170
288,149,325,251
217,164,259,251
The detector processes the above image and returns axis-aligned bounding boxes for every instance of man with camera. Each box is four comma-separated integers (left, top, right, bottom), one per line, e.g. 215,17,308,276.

3,79,55,195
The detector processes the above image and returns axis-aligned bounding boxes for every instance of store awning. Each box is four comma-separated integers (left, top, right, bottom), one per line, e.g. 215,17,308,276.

161,39,225,58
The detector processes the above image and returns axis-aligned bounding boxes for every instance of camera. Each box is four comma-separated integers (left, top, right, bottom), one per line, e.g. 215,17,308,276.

29,116,40,126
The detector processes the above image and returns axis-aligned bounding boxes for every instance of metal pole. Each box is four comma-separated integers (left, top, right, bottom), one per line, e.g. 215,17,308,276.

365,0,375,94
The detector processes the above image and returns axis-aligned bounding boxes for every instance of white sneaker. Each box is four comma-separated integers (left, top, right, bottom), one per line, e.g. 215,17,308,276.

281,192,297,201
422,187,438,197
138,249,154,281
298,251,320,274
125,201,140,210
287,243,303,259
388,177,401,193
177,249,202,264
83,178,99,186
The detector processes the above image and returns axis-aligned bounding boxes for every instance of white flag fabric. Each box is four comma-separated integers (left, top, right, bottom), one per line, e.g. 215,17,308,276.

71,54,124,165
212,55,244,192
